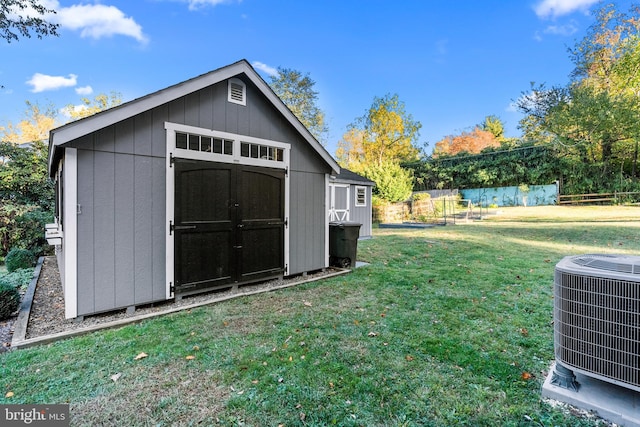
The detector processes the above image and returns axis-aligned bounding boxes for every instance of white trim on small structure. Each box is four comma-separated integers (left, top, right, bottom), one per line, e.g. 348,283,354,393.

355,185,367,207
328,183,350,222
63,148,78,319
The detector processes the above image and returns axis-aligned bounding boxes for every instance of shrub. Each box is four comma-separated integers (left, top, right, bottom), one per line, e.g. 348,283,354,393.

0,282,20,320
0,203,54,259
5,248,35,272
0,268,33,290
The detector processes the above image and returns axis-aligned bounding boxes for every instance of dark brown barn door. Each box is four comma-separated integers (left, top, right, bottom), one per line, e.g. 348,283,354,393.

173,159,284,294
237,166,286,282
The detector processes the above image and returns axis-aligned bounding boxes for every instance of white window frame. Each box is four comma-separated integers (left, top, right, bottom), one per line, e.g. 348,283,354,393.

165,122,290,299
355,185,367,207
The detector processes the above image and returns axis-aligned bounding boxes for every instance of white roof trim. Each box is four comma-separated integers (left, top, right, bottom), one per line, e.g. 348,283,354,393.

49,59,339,175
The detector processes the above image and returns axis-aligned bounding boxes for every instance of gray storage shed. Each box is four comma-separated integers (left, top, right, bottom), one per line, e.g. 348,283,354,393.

47,59,340,319
328,168,374,239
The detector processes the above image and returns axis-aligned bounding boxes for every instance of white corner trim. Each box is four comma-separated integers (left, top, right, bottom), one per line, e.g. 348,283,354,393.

325,174,330,268
166,128,175,300
63,148,78,319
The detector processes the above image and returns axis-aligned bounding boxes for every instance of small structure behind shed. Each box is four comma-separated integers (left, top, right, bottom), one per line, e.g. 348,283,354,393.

328,168,374,239
47,60,340,319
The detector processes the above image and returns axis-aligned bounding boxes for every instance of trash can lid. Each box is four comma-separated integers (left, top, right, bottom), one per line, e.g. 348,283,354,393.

329,221,362,227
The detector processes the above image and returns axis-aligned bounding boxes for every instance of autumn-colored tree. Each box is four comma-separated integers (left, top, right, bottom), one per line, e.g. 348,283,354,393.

337,94,421,169
517,3,640,184
433,127,500,157
0,101,58,144
63,92,123,121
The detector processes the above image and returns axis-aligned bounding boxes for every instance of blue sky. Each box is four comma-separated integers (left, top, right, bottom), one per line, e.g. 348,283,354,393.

0,0,634,156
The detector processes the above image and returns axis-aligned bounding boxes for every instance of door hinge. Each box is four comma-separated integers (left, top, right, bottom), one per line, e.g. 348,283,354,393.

169,153,175,166
169,283,175,294
285,218,288,228
169,220,174,235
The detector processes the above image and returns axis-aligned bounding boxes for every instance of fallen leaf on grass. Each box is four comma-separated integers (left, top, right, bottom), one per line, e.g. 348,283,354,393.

110,373,122,382
192,345,200,351
185,355,196,360
521,372,533,380
303,301,312,307
520,328,529,336
405,355,414,361
368,331,378,337
5,391,14,398
134,352,148,360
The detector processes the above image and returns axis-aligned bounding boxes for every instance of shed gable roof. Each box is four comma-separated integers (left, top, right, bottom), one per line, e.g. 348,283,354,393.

49,59,339,175
331,168,375,186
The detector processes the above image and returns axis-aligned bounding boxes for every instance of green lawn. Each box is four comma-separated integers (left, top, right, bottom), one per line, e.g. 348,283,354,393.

1,206,638,426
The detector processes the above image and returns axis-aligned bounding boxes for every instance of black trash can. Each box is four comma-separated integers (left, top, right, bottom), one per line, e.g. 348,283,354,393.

329,221,362,268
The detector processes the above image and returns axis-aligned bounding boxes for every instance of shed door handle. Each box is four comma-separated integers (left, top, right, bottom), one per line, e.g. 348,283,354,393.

173,225,197,230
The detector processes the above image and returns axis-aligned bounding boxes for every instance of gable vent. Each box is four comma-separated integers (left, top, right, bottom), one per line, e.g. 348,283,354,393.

228,78,246,106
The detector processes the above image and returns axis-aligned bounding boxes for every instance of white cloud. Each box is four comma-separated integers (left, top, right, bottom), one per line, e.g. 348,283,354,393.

544,21,578,36
26,73,77,93
252,61,278,77
534,0,599,19
43,1,148,43
75,85,93,95
186,0,237,11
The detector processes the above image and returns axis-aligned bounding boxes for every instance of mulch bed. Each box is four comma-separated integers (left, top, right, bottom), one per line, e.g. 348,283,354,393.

2,256,345,350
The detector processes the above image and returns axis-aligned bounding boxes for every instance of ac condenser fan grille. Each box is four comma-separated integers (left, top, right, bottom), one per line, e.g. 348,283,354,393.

554,255,640,392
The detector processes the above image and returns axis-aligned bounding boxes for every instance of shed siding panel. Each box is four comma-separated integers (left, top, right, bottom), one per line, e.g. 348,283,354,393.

93,151,116,313
114,153,135,307
289,171,326,274
211,83,226,130
185,92,200,127
114,119,134,154
134,156,154,304
198,86,214,130
135,111,153,156
76,149,95,315
151,106,168,158
350,186,373,238
94,125,115,152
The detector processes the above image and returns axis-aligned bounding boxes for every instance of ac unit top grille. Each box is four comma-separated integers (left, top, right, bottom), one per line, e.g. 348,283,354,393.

560,254,640,277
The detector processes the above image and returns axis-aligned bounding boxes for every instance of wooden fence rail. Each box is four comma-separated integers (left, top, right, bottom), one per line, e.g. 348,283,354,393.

558,191,640,205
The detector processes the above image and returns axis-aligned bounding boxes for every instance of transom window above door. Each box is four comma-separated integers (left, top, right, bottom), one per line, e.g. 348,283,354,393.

176,132,233,156
166,122,290,170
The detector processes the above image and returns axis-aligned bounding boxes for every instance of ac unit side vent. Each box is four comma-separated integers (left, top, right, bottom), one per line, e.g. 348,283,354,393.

554,255,640,392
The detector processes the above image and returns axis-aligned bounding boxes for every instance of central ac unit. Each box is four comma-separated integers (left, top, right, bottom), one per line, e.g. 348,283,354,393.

553,254,640,392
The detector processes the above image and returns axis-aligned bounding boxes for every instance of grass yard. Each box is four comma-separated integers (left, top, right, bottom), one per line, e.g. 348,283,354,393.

1,206,639,426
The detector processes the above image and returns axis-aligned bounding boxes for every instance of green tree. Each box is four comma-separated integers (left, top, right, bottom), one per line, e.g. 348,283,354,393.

268,68,328,144
361,160,413,203
516,3,640,190
337,94,422,168
480,115,505,142
1,0,58,43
